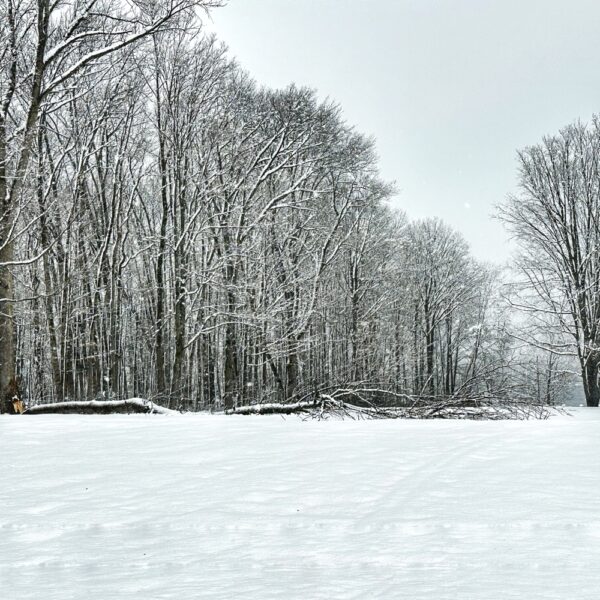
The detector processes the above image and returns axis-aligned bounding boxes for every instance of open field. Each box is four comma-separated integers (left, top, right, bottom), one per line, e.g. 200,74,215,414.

2,411,600,599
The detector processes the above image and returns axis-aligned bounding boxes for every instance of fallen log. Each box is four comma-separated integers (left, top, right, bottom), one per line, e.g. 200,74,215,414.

226,399,318,415
24,398,175,415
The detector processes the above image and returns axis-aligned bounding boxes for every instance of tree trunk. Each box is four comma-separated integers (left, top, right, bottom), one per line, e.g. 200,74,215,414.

583,359,600,407
286,343,299,400
223,282,239,409
425,319,435,395
154,62,169,403
0,238,18,413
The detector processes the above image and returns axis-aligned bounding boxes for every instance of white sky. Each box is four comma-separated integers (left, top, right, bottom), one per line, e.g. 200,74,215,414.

206,0,600,262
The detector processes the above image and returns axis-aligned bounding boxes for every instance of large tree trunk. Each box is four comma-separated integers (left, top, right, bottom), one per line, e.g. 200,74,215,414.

0,0,48,411
0,238,17,413
0,123,16,412
583,359,600,407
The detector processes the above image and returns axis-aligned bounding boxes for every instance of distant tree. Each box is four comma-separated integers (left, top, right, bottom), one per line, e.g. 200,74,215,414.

401,218,480,395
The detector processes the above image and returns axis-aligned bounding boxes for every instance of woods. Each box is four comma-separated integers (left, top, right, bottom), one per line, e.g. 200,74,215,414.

0,1,576,413
0,0,222,410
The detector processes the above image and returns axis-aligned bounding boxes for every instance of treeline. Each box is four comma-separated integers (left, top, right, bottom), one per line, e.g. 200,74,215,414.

2,3,569,410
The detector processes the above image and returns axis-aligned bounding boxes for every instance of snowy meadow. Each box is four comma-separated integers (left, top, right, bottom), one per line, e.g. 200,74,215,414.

2,411,600,600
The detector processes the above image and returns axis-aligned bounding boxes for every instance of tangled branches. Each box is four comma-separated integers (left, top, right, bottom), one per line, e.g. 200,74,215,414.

226,388,565,420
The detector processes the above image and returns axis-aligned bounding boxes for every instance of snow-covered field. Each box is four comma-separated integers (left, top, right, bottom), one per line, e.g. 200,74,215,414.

2,411,600,600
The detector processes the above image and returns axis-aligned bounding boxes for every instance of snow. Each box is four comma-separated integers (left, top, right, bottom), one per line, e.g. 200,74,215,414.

2,410,600,599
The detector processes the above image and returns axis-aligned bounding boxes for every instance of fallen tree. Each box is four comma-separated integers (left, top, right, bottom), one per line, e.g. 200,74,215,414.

23,399,175,415
226,389,564,421
225,399,320,415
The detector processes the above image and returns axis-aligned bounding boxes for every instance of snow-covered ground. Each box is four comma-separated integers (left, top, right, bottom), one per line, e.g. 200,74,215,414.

2,410,600,599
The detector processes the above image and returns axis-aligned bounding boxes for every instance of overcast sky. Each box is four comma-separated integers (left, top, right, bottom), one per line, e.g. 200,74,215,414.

207,0,600,262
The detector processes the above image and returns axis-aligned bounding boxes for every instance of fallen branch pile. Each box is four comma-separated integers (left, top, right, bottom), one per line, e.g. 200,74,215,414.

226,390,564,421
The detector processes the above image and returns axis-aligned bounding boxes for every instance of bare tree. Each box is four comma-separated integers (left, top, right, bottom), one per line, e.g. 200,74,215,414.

500,117,600,406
